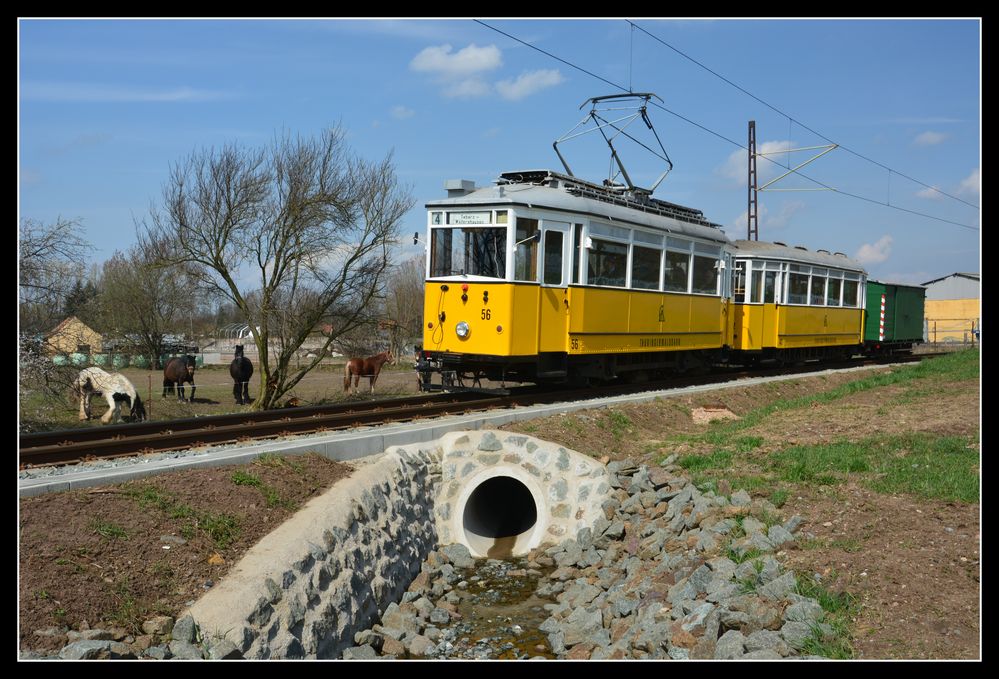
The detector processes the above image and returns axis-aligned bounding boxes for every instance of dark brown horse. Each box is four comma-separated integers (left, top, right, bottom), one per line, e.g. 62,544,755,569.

344,350,395,395
163,355,197,402
229,345,254,405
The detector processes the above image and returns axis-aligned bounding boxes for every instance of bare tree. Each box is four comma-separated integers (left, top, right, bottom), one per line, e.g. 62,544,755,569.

95,237,204,369
383,254,426,360
19,217,93,334
143,127,413,409
18,217,94,430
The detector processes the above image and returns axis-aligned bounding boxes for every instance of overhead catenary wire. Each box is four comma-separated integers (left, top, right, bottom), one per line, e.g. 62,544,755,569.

627,20,980,211
473,19,979,232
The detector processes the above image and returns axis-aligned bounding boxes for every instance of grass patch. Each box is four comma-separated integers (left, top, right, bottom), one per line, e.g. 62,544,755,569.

770,488,790,508
125,483,241,550
108,577,143,631
90,518,128,541
198,513,240,549
794,573,858,659
771,433,978,502
726,546,763,565
677,449,733,472
598,410,633,438
728,474,769,493
255,453,305,474
733,436,764,452
681,349,979,447
230,470,262,487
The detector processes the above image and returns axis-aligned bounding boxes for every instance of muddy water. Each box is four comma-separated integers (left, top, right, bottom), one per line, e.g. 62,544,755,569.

439,558,556,660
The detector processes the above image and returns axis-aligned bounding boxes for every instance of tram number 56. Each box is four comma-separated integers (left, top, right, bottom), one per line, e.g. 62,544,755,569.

571,338,580,351
481,309,491,320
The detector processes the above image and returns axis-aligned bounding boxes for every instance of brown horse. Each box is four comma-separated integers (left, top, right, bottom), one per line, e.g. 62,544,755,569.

163,355,197,402
344,350,395,395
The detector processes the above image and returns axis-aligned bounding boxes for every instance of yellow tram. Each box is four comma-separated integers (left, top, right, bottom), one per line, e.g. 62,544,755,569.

418,170,868,389
420,170,732,386
729,240,866,361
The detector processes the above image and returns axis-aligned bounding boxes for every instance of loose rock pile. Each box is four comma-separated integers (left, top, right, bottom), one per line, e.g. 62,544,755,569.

344,458,833,660
22,614,242,660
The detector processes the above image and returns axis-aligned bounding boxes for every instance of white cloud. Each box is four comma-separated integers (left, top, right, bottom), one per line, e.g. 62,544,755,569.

855,235,893,265
913,131,948,146
719,140,795,185
409,43,502,77
958,168,980,196
442,78,492,99
495,69,564,101
916,186,944,200
391,105,415,120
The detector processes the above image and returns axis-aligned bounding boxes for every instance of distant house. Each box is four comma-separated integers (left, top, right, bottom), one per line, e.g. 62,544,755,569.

921,273,980,343
45,316,103,356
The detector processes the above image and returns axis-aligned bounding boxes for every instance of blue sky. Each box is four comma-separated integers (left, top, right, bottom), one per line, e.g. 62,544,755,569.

19,18,980,285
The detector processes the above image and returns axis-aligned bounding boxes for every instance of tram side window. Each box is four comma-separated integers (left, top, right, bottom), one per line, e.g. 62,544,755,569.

587,238,627,287
571,224,582,284
691,255,718,295
810,275,827,306
543,231,564,285
664,250,690,292
514,218,539,282
827,277,842,306
763,271,777,303
750,268,763,303
733,262,747,302
787,272,809,304
631,246,661,290
842,279,859,307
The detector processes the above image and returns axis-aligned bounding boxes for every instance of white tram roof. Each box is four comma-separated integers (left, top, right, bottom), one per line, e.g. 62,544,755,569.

427,169,729,245
732,240,867,274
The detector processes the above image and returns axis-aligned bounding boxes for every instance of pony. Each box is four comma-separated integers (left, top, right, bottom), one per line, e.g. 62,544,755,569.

74,367,147,424
343,350,395,395
163,355,197,402
229,345,254,405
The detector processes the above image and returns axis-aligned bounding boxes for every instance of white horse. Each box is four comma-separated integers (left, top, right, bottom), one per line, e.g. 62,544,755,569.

74,367,147,424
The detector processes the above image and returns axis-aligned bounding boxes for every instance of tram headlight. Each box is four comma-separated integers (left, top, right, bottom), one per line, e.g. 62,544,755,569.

455,321,470,339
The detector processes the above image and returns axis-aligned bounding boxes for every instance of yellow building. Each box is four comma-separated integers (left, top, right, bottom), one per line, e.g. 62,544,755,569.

45,316,103,356
922,273,980,344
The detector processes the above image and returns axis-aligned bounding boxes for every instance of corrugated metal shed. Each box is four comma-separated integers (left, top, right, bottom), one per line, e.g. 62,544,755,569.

921,273,980,300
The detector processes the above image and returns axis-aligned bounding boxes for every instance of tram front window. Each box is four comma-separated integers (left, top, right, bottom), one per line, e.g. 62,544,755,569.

430,227,507,278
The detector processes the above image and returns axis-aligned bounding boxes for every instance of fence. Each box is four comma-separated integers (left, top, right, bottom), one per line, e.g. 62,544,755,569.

926,318,980,345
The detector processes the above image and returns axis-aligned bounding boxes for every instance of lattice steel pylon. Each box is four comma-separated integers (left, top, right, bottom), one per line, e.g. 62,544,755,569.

747,120,837,241
748,120,759,241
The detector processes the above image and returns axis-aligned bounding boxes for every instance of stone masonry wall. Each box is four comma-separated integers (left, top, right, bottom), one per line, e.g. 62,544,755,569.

185,446,441,659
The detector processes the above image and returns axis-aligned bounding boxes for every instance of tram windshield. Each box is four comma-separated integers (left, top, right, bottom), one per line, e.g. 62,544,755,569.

430,227,507,279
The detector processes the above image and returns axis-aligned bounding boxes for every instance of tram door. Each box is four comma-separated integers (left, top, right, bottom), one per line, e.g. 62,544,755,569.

539,221,571,355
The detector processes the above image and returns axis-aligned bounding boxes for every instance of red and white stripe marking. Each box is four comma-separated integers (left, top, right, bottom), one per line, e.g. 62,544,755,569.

879,294,886,341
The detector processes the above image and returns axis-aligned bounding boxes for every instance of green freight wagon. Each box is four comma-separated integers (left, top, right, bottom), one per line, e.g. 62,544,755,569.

864,280,926,354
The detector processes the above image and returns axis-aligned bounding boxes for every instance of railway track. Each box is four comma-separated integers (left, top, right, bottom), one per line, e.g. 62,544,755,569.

18,355,924,469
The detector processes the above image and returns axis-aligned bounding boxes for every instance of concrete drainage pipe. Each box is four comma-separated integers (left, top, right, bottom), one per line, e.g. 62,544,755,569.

453,467,546,559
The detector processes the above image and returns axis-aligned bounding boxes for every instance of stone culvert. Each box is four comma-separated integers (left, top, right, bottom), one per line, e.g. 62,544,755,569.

181,431,610,659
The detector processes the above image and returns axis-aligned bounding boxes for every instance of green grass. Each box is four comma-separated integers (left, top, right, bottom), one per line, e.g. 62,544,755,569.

108,578,142,630
682,349,979,447
90,518,129,541
199,513,240,549
794,573,858,659
599,410,633,438
230,470,262,487
677,449,733,472
769,488,790,508
125,483,241,550
255,453,305,474
772,433,979,503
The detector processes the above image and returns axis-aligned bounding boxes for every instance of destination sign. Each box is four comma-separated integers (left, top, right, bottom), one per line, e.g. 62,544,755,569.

448,211,491,225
